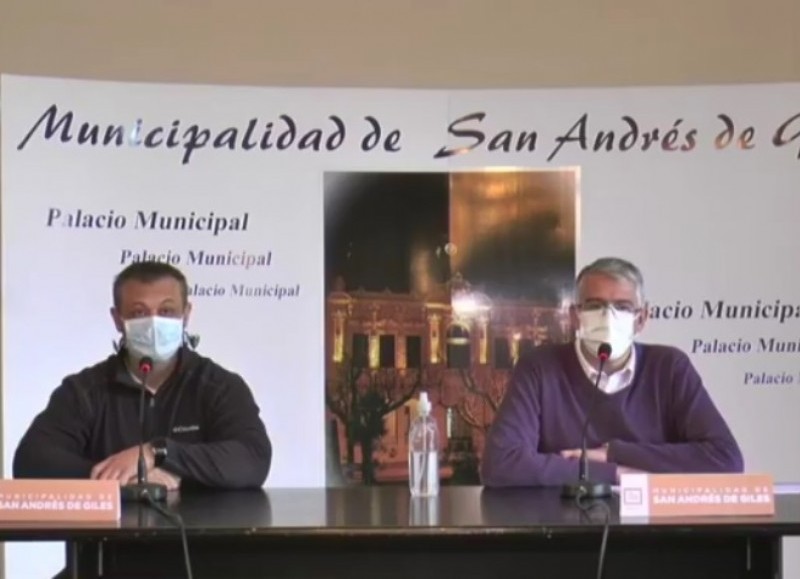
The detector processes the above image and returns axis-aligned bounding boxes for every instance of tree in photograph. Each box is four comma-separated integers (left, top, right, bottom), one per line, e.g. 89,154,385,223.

447,366,510,435
327,358,435,484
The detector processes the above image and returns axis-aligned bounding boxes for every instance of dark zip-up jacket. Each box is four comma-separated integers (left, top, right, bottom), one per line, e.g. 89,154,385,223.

12,347,272,489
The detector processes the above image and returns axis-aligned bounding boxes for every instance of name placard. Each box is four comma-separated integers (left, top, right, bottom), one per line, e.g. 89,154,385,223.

619,473,775,518
0,479,120,522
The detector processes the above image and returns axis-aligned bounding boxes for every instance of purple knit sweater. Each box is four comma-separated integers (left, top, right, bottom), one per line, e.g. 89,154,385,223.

481,342,744,487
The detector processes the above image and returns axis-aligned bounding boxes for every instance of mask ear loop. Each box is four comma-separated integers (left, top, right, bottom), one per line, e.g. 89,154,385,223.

632,307,644,333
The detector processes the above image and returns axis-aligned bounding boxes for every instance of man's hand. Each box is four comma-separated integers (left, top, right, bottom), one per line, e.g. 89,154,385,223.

130,468,181,491
91,445,154,483
561,446,608,463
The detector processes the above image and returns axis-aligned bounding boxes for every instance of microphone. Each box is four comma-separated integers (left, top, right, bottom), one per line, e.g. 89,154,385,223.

121,356,168,503
561,342,613,500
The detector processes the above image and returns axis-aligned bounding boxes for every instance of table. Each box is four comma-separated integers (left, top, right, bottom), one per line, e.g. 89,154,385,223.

1,485,798,579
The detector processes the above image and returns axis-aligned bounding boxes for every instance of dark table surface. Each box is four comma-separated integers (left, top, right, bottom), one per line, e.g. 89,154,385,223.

2,485,800,541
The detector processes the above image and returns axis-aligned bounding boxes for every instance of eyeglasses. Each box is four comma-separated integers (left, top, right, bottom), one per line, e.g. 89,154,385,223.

576,300,641,314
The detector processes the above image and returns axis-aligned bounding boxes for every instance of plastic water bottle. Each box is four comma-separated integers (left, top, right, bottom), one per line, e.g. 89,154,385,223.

409,496,440,526
408,391,439,497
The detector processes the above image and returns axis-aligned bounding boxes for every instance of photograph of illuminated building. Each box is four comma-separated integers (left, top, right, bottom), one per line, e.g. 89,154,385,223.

324,169,578,485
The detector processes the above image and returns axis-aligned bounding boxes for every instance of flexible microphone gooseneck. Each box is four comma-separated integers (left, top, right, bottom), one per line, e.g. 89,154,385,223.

121,356,168,503
117,356,194,578
561,342,613,500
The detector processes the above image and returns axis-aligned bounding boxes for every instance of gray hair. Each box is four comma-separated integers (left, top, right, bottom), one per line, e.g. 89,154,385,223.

575,257,645,304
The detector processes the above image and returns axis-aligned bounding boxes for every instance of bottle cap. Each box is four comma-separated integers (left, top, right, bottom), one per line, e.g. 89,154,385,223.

419,391,432,416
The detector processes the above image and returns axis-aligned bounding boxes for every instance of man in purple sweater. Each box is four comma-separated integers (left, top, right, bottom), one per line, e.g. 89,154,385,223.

481,257,744,487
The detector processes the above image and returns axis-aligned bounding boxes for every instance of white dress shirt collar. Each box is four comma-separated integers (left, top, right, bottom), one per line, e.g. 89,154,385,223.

574,340,636,394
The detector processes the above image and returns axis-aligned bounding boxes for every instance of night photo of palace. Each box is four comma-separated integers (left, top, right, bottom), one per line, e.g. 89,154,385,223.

324,169,578,485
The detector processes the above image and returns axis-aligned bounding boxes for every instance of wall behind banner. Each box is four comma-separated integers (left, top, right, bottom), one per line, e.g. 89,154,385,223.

0,2,799,579
0,0,799,89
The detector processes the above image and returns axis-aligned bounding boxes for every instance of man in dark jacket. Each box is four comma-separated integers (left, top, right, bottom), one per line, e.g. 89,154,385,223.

13,261,272,490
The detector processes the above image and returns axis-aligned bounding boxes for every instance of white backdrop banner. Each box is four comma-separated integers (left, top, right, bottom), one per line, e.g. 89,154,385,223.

2,74,800,578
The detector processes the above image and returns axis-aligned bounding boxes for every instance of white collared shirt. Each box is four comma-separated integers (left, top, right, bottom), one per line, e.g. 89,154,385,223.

574,341,636,394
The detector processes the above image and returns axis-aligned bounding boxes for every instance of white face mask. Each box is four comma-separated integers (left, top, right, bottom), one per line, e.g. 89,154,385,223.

576,308,637,361
123,316,185,362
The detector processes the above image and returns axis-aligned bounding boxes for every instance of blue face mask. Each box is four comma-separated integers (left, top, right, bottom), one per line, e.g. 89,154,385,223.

123,316,185,362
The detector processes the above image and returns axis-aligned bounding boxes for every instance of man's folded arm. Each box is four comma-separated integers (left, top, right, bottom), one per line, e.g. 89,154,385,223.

608,357,744,474
158,376,272,489
481,360,617,487
12,381,95,479
609,439,741,474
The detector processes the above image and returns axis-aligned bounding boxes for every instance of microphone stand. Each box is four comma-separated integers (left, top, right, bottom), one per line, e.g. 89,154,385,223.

116,356,192,578
121,357,167,503
562,344,613,500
